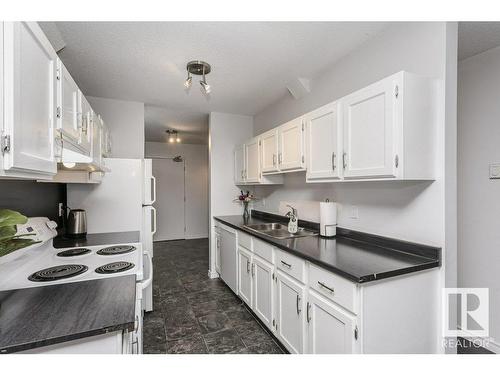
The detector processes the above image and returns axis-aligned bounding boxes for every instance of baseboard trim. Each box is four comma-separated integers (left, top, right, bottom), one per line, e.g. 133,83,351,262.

207,270,219,279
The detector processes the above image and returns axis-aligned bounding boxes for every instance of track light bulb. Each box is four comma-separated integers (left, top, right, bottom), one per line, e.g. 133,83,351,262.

184,75,192,89
176,137,181,143
200,80,211,94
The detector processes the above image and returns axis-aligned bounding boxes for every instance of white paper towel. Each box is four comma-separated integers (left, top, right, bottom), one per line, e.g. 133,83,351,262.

320,201,337,237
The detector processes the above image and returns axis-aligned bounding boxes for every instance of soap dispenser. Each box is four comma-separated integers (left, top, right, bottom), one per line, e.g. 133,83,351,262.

286,205,298,234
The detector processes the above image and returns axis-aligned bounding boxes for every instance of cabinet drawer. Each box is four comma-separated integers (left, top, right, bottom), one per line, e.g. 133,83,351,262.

253,238,273,263
276,250,306,283
308,264,357,313
238,231,253,251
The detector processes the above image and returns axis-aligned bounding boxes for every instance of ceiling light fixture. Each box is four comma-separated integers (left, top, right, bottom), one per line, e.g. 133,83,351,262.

166,129,181,144
185,60,211,95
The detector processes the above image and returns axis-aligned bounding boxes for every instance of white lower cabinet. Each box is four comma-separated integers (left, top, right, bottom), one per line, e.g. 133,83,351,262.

275,270,306,354
237,246,253,307
252,255,274,329
306,290,357,354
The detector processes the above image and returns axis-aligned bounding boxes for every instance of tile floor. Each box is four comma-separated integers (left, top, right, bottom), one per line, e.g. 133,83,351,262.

143,238,284,354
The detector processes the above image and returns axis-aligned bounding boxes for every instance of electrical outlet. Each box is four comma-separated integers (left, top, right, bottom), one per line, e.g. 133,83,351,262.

261,198,266,206
350,205,359,219
489,163,500,179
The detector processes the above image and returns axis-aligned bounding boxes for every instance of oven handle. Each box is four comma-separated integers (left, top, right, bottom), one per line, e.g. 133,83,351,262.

141,251,153,289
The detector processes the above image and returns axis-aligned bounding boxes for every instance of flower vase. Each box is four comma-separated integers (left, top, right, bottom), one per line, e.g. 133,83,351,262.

243,201,250,219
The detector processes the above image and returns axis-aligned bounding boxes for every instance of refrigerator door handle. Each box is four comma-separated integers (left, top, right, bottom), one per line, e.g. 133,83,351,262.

141,251,153,289
151,176,156,204
151,206,157,235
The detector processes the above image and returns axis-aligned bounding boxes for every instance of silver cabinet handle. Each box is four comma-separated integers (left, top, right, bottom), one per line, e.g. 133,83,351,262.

278,153,282,164
134,315,139,333
296,295,301,315
318,281,335,294
342,152,347,170
306,302,311,323
332,152,336,171
280,260,292,268
246,259,250,274
273,154,276,166
252,263,255,277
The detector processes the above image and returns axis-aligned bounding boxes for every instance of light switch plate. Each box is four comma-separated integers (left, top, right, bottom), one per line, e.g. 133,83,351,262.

350,205,359,219
489,163,500,179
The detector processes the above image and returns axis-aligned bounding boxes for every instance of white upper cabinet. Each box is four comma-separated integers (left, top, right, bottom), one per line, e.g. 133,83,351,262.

278,117,305,172
1,22,57,178
261,129,279,173
57,60,81,146
91,111,103,168
245,137,260,183
341,71,436,180
78,92,92,155
305,102,341,182
234,144,245,184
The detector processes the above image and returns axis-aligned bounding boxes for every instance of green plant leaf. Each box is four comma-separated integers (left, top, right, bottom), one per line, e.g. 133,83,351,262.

0,238,41,258
0,225,17,241
0,209,28,228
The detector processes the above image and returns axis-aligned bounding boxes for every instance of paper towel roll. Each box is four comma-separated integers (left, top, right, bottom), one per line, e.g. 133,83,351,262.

320,201,337,237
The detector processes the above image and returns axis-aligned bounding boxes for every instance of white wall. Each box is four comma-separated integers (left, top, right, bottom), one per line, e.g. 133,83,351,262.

208,112,253,276
88,96,145,159
145,142,209,239
458,45,500,352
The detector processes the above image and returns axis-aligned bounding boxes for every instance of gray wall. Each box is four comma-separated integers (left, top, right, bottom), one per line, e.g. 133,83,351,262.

0,181,65,224
88,96,145,159
458,45,500,351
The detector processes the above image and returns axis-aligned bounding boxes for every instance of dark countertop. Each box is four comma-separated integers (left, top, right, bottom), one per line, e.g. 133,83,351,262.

0,275,136,353
214,212,440,284
53,231,140,249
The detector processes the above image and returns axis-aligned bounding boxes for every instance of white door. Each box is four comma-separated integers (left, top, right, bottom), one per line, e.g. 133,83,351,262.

152,158,185,241
276,271,305,353
307,291,357,354
253,255,274,329
306,102,341,181
238,247,253,307
57,60,81,145
342,75,399,179
279,118,305,171
78,92,92,155
261,130,279,173
234,144,245,184
2,22,57,175
220,227,237,294
245,138,260,183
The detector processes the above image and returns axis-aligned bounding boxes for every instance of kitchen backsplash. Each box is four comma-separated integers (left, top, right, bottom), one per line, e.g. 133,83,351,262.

0,180,66,224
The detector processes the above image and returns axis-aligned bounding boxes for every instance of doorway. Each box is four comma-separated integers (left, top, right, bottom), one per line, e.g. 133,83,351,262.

152,157,185,241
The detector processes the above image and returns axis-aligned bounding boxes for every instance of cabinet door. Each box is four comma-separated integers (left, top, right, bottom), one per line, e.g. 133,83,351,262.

307,291,357,354
261,130,279,173
253,255,274,329
238,247,253,307
245,138,260,183
78,92,92,155
234,144,245,184
91,112,102,167
306,102,341,181
276,271,305,353
342,76,399,179
57,61,81,144
101,119,112,157
2,22,57,175
278,118,305,171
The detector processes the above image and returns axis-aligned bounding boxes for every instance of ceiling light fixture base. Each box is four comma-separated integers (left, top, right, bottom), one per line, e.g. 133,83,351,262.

186,60,211,75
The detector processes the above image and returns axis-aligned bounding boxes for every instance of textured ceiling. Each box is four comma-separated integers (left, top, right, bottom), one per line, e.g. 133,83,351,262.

145,106,208,144
43,22,388,142
458,22,500,61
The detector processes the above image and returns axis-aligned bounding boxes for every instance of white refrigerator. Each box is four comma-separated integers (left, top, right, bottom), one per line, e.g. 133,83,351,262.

67,158,157,312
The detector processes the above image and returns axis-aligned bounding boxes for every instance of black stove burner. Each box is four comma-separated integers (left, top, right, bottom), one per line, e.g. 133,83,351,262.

57,248,92,257
95,261,135,274
28,264,88,282
96,245,136,256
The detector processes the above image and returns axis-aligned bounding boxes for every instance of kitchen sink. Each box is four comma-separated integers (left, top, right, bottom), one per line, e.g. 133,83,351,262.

243,222,317,239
